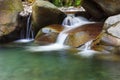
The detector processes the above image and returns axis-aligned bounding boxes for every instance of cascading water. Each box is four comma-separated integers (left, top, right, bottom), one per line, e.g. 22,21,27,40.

62,14,93,27
27,31,69,52
15,14,34,43
62,14,100,57
78,40,93,50
77,40,100,57
27,14,94,52
26,13,34,39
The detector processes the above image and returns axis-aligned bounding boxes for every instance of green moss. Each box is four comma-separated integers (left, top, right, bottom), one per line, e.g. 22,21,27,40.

51,0,82,7
0,0,23,13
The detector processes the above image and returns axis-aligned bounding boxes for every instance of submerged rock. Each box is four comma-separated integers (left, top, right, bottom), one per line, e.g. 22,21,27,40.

0,0,23,43
32,0,66,35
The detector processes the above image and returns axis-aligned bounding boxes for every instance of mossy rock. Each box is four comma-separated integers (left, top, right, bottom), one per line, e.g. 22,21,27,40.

0,0,23,42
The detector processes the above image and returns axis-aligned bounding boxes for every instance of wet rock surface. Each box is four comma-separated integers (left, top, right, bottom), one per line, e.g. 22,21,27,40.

35,23,103,47
65,22,103,47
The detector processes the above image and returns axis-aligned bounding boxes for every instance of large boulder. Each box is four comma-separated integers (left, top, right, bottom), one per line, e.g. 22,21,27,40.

94,14,120,46
34,23,103,47
82,0,120,20
92,14,120,54
65,22,103,47
0,0,23,43
32,0,66,35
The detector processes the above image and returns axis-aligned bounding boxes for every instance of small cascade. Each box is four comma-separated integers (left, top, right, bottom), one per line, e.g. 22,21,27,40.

26,13,34,39
15,14,34,43
27,30,69,52
62,14,91,27
62,14,75,26
27,14,94,52
77,40,100,57
79,40,93,50
56,32,68,45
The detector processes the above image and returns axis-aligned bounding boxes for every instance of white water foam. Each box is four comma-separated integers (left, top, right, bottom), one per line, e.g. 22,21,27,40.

77,40,100,57
62,14,94,27
14,39,34,43
15,13,34,43
27,44,69,52
27,31,69,52
27,14,95,52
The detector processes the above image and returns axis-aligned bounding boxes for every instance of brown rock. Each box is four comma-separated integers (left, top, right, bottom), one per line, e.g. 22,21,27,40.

65,22,103,47
35,23,103,47
34,24,64,45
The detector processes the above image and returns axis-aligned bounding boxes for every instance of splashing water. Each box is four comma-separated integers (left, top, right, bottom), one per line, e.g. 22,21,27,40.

15,14,34,43
77,40,100,57
27,30,69,52
62,14,93,27
78,40,93,50
27,14,94,52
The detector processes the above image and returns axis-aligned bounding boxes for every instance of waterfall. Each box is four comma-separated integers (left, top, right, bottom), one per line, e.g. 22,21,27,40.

56,32,68,45
15,14,34,43
26,13,34,39
62,14,92,27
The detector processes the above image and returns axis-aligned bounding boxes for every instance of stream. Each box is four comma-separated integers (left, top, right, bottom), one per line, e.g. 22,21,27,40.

0,42,120,80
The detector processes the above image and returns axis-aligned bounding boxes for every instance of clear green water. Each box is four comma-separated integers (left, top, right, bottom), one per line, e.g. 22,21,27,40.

0,43,120,80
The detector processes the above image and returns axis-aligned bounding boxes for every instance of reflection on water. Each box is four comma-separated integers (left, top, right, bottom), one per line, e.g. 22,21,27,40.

0,43,120,80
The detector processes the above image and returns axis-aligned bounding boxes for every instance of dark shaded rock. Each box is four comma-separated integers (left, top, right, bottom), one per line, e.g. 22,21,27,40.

93,0,120,16
82,0,120,21
75,11,91,20
32,0,66,35
82,0,106,21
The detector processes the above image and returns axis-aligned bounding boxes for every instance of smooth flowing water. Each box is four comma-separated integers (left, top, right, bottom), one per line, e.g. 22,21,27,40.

0,43,120,80
16,13,34,43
